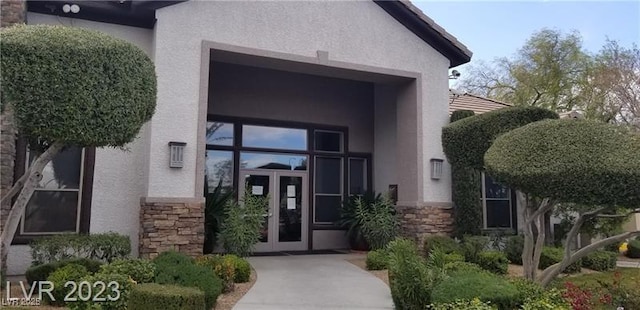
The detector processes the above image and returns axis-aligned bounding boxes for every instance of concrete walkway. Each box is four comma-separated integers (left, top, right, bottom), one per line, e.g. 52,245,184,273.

233,254,394,310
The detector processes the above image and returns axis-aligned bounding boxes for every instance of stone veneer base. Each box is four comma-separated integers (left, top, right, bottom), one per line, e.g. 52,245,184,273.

396,203,454,248
139,197,205,259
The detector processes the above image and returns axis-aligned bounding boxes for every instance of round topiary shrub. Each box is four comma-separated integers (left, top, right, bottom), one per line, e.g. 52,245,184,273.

100,258,155,283
128,283,205,310
152,251,194,269
227,255,251,283
485,119,640,207
0,25,156,149
443,261,485,274
67,273,133,310
627,240,640,258
154,260,223,309
366,249,389,270
26,258,103,286
45,264,89,306
477,250,509,275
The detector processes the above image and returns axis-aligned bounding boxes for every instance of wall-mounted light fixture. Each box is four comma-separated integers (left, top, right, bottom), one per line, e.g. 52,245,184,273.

430,158,444,180
168,142,186,168
62,4,80,13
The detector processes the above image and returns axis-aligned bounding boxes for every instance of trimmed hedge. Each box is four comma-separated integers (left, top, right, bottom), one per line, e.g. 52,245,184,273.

432,270,520,309
627,239,640,258
582,250,617,271
442,106,558,169
449,110,483,237
366,249,388,270
505,235,524,265
154,253,223,309
68,273,133,310
423,235,462,257
0,25,156,149
430,299,495,310
194,254,235,293
100,258,155,283
443,261,485,274
477,251,509,275
461,235,489,263
29,233,130,265
539,247,581,274
26,258,103,286
128,283,205,310
485,119,640,207
228,255,251,283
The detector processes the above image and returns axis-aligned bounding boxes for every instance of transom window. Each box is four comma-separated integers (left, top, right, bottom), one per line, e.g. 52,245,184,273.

242,125,307,150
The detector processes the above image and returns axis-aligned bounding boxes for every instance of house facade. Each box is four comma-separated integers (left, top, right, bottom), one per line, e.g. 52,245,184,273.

2,0,472,275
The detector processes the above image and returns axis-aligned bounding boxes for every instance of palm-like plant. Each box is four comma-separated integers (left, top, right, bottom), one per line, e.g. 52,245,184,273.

203,179,234,254
337,192,397,250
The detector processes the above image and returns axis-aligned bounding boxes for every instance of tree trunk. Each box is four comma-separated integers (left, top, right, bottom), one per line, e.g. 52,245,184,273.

0,142,64,272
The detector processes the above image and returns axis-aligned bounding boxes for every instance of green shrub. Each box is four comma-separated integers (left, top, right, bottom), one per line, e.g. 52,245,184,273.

582,250,617,271
443,261,485,274
100,258,155,283
461,235,489,263
387,238,441,309
509,278,544,304
154,260,223,309
520,288,570,310
67,273,133,310
429,299,496,310
45,264,90,306
29,233,130,265
539,247,581,274
359,196,399,250
442,106,558,169
128,283,205,310
226,254,251,283
1,25,156,149
194,254,235,293
366,249,389,270
220,190,268,257
152,251,194,268
476,251,508,275
627,239,640,258
423,235,461,257
432,271,520,310
444,253,465,264
505,235,524,265
26,258,103,285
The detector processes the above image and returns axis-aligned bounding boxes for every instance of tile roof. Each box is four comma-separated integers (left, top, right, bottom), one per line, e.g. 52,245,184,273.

449,91,511,115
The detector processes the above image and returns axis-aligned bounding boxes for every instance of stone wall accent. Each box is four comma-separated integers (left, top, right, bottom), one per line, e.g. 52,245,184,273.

139,197,205,259
396,203,454,248
1,0,26,27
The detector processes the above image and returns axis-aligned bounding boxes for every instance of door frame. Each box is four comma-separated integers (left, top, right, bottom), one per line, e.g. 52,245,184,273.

239,169,308,252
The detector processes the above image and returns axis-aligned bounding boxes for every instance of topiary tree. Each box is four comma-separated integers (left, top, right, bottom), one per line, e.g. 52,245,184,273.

485,119,640,286
0,25,156,265
442,106,559,279
443,106,559,169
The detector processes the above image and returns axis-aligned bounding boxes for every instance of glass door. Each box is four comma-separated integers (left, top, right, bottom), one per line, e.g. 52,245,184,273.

239,170,308,252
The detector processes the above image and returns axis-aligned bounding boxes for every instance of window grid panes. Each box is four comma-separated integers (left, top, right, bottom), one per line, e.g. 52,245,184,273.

22,147,84,234
206,150,234,193
481,172,512,229
348,158,367,196
206,122,234,146
314,156,343,224
314,130,343,153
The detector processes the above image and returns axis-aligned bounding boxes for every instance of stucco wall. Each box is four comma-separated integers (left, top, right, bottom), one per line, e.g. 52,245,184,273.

6,13,155,275
152,0,453,203
209,62,374,153
373,84,398,194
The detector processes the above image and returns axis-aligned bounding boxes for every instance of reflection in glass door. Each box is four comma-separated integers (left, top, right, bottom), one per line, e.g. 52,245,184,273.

240,170,308,252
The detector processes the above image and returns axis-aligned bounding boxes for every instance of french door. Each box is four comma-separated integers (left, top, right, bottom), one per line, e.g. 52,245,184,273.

239,169,308,252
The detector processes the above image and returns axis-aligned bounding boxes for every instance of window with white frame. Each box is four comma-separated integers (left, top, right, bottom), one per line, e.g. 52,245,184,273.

481,172,513,229
21,147,85,234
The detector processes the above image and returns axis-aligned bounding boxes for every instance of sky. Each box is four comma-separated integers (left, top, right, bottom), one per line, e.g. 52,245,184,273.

413,1,640,87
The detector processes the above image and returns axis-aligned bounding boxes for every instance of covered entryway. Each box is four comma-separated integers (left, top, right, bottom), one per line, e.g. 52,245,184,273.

239,169,309,252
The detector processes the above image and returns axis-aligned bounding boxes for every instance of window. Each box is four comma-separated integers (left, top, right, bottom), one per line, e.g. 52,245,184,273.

314,156,343,223
205,150,234,192
242,125,307,150
482,173,513,229
348,158,367,196
314,130,343,153
21,147,84,234
206,122,234,146
240,152,307,170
